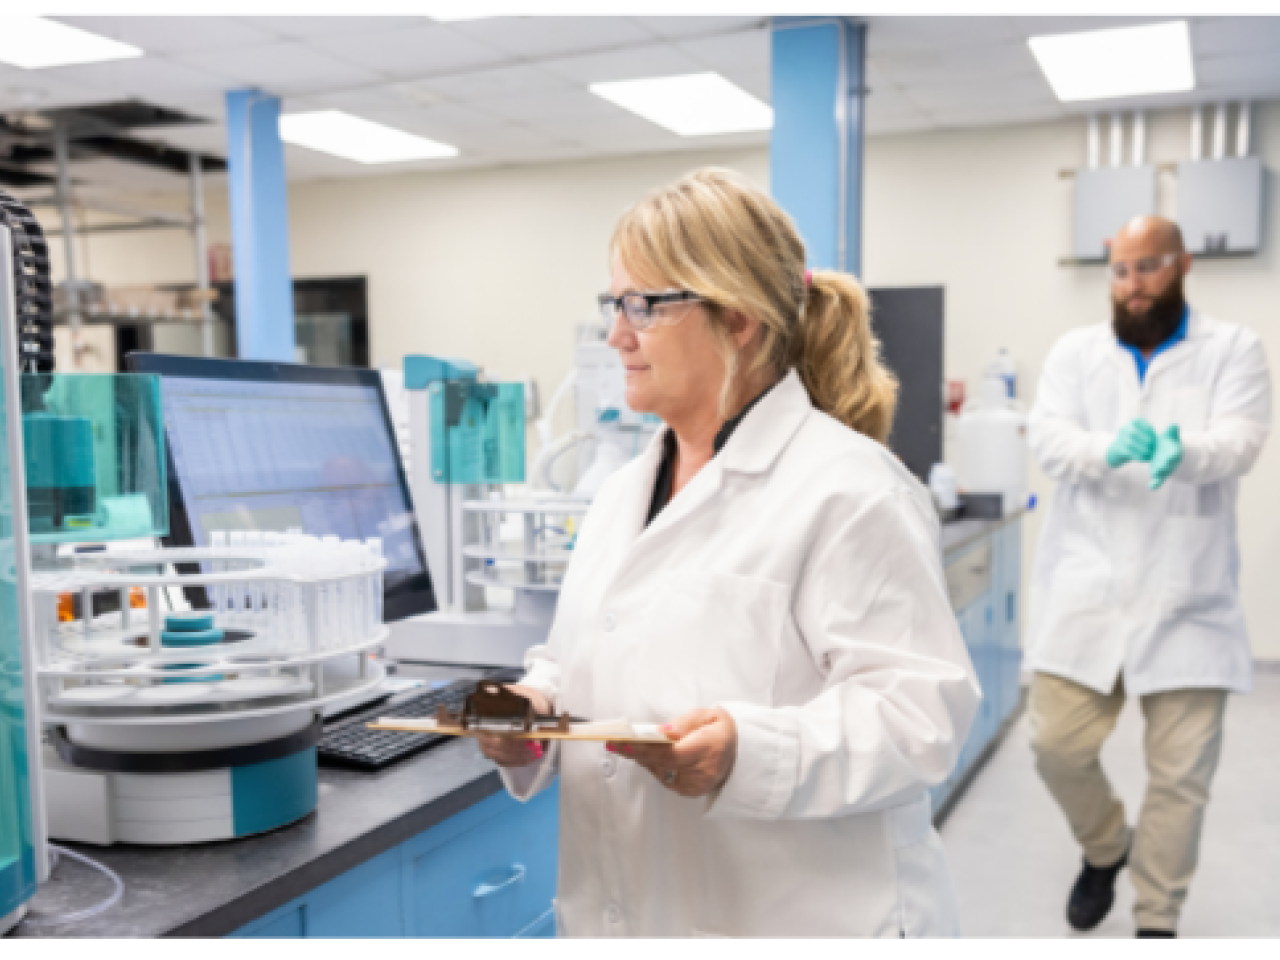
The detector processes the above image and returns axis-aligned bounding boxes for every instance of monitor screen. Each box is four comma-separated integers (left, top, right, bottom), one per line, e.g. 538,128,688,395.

126,353,436,622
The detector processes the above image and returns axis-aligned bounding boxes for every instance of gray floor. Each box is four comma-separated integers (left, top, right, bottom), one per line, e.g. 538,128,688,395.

940,671,1280,937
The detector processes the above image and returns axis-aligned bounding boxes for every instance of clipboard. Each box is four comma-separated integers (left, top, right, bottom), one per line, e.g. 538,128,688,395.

367,717,672,744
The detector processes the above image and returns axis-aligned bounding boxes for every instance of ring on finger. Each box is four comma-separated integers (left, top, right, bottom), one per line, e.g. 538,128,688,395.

663,769,678,786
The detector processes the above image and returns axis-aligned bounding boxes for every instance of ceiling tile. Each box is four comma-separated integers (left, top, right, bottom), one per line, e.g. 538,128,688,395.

478,88,620,124
174,42,385,94
868,17,1021,55
447,16,653,60
675,28,770,75
306,23,508,81
406,64,575,105
1195,51,1280,97
52,16,278,54
1191,16,1280,59
1004,16,1169,40
37,57,231,99
539,43,703,85
634,17,767,41
872,41,1041,87
239,16,428,41
717,67,770,104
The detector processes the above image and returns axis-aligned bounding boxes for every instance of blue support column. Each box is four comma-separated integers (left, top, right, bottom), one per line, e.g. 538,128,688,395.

225,88,295,361
770,18,866,276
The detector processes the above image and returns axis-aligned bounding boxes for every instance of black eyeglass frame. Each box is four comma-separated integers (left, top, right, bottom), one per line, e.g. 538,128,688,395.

597,290,706,330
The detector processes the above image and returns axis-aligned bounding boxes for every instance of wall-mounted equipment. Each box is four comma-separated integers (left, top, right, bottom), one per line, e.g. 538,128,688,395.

1177,103,1263,255
1072,113,1156,261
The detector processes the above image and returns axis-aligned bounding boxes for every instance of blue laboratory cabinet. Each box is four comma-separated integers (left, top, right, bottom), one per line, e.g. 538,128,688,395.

233,786,559,938
932,518,1024,813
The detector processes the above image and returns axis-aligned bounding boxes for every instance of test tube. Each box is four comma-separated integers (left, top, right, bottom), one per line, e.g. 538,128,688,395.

366,539,384,625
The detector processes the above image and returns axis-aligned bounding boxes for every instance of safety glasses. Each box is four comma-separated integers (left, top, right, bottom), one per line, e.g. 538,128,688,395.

1109,252,1179,283
598,290,705,332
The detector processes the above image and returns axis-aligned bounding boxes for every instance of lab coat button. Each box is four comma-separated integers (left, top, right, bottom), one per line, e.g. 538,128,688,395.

601,756,617,778
606,903,621,925
602,613,617,632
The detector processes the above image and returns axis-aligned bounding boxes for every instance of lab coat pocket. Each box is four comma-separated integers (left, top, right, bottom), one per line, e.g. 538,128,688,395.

636,572,788,715
886,795,959,937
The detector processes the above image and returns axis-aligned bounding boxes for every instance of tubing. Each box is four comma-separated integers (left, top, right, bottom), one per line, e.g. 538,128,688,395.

21,844,124,928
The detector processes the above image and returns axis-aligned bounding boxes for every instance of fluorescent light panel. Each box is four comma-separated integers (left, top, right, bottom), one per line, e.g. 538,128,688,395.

279,111,459,164
0,16,142,69
1029,21,1195,102
591,73,773,137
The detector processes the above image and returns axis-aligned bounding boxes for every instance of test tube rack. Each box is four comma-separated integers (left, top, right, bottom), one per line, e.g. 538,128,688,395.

31,537,388,726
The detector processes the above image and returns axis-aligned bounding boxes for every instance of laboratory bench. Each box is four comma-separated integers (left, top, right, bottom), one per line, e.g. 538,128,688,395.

13,514,1024,939
14,736,559,938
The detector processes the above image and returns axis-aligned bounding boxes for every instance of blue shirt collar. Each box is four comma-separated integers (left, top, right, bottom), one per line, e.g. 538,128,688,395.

1121,304,1189,384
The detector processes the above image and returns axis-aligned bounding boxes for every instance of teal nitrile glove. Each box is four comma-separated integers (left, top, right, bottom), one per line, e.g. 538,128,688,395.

1149,425,1184,490
1105,418,1158,468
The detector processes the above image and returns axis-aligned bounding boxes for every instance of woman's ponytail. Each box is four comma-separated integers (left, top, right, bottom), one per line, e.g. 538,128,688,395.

793,271,898,442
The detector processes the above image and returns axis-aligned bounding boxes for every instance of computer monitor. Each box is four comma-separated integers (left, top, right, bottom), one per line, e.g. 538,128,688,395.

125,353,436,622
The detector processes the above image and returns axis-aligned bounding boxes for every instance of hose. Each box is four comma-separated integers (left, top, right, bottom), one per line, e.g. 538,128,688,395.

530,431,590,492
21,844,125,928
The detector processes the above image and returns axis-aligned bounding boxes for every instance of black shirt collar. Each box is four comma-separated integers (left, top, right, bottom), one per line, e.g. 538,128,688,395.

645,382,776,527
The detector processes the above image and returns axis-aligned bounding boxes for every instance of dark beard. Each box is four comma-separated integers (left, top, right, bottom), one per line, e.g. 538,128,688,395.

1112,278,1186,351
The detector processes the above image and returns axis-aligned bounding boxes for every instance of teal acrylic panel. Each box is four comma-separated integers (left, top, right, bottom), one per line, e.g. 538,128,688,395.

231,748,318,837
430,380,526,485
0,351,37,922
21,373,168,543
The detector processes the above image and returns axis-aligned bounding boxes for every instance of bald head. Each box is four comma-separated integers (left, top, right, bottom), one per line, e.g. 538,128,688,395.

1113,215,1186,259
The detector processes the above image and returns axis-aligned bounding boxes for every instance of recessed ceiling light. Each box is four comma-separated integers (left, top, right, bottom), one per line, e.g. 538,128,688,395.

591,73,773,137
1029,21,1195,102
0,16,143,70
278,111,459,164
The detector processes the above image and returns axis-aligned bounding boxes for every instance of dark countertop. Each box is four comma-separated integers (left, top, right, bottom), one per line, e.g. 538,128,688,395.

13,736,503,938
941,510,1025,561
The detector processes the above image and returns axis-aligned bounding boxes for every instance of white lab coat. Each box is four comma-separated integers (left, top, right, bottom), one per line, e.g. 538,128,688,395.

501,371,980,937
1027,311,1272,696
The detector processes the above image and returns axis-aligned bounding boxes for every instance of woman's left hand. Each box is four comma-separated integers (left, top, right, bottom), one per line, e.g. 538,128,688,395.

609,707,738,799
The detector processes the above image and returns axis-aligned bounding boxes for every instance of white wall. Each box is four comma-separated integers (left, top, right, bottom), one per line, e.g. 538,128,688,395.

47,101,1280,658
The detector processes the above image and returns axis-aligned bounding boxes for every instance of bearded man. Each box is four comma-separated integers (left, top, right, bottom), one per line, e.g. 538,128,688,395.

1025,215,1272,937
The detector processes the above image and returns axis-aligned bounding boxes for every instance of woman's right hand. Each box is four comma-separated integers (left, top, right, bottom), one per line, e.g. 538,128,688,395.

475,684,552,768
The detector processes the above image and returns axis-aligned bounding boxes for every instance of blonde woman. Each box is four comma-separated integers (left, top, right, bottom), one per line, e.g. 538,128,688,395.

478,168,979,937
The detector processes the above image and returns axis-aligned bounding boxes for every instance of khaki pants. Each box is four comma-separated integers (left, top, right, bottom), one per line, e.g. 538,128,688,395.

1028,671,1228,932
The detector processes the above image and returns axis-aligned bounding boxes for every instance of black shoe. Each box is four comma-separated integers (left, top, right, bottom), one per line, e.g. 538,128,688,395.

1136,929,1176,938
1067,849,1129,931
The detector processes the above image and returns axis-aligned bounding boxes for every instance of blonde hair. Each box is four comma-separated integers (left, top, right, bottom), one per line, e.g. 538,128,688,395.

610,167,898,442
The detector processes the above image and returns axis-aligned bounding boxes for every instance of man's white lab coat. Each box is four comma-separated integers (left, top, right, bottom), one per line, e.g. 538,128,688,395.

501,371,980,937
1027,311,1272,696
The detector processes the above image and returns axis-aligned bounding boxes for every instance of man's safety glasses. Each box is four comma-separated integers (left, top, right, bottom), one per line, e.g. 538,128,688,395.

598,290,705,332
1109,252,1179,283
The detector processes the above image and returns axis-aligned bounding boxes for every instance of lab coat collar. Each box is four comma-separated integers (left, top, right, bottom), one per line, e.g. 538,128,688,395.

627,370,812,546
717,369,813,476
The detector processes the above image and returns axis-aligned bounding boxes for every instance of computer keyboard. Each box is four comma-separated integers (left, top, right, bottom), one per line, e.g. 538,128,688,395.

318,678,477,770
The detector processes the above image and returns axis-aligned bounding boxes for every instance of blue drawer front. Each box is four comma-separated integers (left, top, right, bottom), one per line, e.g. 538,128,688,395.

232,785,559,938
407,789,558,937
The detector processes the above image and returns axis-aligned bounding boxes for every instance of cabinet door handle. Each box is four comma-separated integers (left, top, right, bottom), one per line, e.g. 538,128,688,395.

474,863,527,899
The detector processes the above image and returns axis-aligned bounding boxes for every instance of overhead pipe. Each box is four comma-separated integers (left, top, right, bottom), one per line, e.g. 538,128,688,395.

1109,112,1123,168
1212,102,1228,160
1087,114,1101,169
1237,101,1251,158
1131,111,1146,166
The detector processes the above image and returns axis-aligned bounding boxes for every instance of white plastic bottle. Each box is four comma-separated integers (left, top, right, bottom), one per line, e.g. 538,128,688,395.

985,348,1018,399
957,376,1028,514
